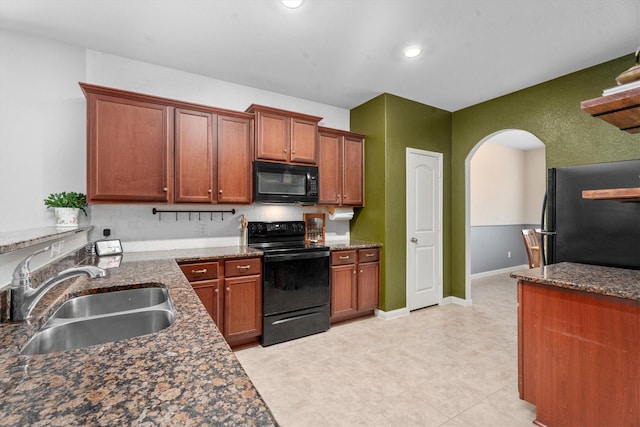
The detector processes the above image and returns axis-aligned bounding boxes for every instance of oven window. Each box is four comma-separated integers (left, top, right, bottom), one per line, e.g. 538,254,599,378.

257,171,306,195
263,255,330,315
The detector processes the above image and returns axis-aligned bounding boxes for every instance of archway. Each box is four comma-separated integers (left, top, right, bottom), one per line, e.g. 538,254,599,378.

464,129,545,303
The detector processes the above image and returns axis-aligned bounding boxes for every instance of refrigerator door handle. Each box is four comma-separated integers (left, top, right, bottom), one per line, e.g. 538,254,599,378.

539,192,555,265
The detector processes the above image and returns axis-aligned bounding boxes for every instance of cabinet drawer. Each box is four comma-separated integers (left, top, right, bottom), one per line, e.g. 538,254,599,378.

225,258,261,278
179,261,219,282
331,250,356,265
358,248,380,263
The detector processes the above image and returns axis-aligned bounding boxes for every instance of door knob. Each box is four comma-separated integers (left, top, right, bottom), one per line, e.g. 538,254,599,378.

411,237,418,243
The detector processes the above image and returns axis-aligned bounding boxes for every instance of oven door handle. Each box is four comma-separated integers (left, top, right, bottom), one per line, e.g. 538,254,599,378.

264,251,330,263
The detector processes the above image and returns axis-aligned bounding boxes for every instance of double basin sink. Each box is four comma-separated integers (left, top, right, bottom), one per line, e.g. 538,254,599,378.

21,286,175,355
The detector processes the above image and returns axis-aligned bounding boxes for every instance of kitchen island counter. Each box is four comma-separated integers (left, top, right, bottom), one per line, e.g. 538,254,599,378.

510,261,640,301
512,262,639,426
0,250,276,426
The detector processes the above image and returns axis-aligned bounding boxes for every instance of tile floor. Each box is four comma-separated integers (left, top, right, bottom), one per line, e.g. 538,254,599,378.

235,272,536,426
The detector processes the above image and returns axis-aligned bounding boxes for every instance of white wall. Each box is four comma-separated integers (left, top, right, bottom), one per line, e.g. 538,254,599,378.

0,31,352,243
470,142,545,226
523,147,546,224
0,30,88,232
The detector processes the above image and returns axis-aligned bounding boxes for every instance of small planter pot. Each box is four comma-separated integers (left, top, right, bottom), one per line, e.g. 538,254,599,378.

54,207,80,227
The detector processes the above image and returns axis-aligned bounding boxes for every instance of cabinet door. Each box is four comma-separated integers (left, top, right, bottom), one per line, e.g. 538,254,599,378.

318,131,341,205
223,274,262,343
217,115,253,203
255,111,288,162
330,264,358,320
192,279,222,327
357,261,379,311
174,109,215,203
290,117,318,164
342,136,364,206
87,94,172,202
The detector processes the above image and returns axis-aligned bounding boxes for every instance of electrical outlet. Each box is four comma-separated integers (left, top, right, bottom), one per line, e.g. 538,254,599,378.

507,251,511,258
50,240,65,257
198,223,207,235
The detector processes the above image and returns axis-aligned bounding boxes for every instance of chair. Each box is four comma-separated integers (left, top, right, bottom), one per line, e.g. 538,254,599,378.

521,229,541,268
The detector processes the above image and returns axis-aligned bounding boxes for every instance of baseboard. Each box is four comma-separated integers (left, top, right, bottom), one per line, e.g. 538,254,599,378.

441,296,473,307
471,264,528,279
374,307,410,320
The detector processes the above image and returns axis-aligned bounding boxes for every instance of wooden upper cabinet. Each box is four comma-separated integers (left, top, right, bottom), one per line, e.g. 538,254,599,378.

83,86,173,203
217,115,254,203
342,135,364,206
318,131,341,205
82,83,254,205
247,104,322,165
290,117,319,164
175,108,215,203
176,110,253,204
318,127,365,207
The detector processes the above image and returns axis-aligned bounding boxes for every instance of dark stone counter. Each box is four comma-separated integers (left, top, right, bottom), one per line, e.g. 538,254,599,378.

0,249,276,426
326,240,382,251
511,262,640,302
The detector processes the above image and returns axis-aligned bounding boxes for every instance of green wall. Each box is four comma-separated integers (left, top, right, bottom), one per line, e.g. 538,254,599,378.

350,54,639,309
450,54,640,298
350,94,452,311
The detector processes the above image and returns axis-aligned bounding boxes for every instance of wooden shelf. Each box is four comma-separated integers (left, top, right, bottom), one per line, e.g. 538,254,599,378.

582,187,640,202
580,87,640,134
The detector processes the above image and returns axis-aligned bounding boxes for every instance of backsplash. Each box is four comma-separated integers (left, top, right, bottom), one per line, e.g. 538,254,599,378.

88,204,349,244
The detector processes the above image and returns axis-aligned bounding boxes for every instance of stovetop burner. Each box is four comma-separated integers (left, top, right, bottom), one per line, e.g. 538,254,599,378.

247,221,328,253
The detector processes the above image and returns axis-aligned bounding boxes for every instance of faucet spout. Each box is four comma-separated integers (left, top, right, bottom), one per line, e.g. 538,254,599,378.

10,258,107,322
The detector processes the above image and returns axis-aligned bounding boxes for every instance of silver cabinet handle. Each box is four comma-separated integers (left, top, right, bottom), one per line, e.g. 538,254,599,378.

365,253,375,257
339,255,350,260
411,237,418,243
236,265,251,270
191,268,207,274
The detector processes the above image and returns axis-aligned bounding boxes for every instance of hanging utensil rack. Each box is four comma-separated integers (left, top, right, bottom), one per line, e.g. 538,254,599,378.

152,208,236,221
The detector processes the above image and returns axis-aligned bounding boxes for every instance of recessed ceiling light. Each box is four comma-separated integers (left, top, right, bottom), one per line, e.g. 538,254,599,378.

403,46,423,58
281,0,304,8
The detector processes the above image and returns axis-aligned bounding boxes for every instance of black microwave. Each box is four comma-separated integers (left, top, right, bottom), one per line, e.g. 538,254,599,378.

253,161,319,204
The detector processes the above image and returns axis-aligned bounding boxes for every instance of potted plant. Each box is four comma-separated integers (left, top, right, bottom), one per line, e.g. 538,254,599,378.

44,191,88,227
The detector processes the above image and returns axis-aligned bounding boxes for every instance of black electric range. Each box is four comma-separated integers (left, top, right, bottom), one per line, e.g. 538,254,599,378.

248,221,331,346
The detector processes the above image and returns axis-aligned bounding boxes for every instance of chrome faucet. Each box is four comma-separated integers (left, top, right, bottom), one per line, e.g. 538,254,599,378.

10,247,107,321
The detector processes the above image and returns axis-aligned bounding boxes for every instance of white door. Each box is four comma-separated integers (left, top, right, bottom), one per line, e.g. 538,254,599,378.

406,148,442,310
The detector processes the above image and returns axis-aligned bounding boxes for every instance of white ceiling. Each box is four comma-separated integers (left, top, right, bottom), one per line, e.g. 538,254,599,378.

0,0,638,111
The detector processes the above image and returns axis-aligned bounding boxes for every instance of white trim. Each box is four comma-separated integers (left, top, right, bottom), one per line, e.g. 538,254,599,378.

441,296,473,306
374,307,410,320
471,264,528,279
406,148,444,310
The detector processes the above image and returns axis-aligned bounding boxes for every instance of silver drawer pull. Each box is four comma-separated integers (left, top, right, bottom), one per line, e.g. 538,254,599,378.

236,265,251,270
365,253,375,257
191,268,207,274
339,255,350,260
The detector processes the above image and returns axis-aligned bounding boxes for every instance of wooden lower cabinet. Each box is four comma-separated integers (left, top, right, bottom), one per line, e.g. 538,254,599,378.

179,257,262,347
330,248,380,323
518,280,639,426
192,279,222,326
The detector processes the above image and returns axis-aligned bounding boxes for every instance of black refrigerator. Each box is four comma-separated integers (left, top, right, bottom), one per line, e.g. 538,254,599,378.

543,159,640,270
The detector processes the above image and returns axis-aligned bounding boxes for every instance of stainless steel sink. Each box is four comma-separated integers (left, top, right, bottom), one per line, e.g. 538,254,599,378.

50,286,170,319
20,286,175,355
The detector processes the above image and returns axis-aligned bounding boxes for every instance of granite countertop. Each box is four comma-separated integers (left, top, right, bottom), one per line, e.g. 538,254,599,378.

0,226,93,255
0,247,276,426
325,239,382,250
511,262,640,302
